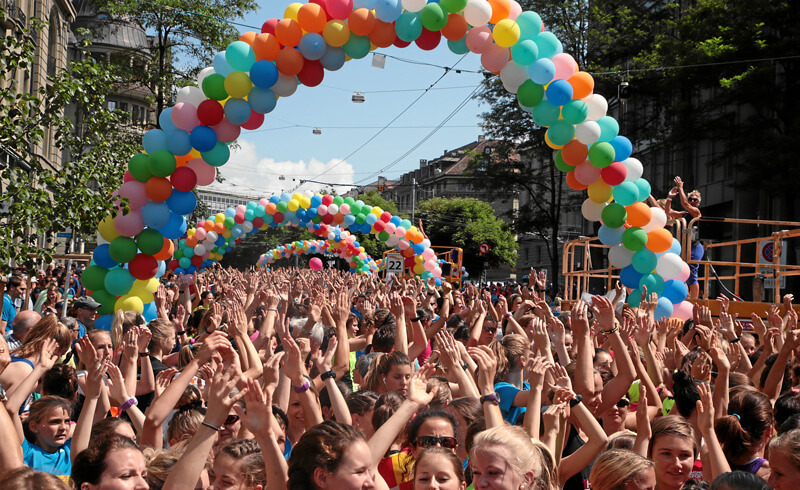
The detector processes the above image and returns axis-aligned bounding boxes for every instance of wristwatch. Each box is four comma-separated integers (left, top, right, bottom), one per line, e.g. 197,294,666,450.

570,394,583,407
320,369,337,381
480,392,500,404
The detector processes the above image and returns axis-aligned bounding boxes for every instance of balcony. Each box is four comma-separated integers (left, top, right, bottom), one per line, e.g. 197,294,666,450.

1,0,26,27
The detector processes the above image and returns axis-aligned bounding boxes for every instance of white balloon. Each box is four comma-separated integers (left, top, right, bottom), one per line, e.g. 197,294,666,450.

241,221,253,233
609,244,634,268
328,203,339,215
643,207,667,233
194,244,206,256
463,0,492,26
583,94,608,121
176,86,206,108
656,253,683,279
401,0,427,11
206,231,218,242
500,61,528,93
575,121,601,145
272,74,298,97
197,67,215,88
622,157,643,182
581,198,605,222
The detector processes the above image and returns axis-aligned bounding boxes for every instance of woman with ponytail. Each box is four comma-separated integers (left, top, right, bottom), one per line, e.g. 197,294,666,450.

714,390,773,479
490,334,531,424
362,351,413,396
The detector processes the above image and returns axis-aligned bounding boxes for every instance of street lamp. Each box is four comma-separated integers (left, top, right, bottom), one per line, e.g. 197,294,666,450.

352,92,365,103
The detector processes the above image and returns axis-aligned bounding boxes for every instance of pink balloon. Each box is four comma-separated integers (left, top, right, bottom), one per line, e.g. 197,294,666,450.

551,53,578,80
676,262,691,282
326,0,353,19
466,26,493,54
186,159,216,186
574,160,601,186
212,118,241,143
195,228,207,240
114,210,145,237
672,300,693,321
171,102,200,132
507,0,522,20
309,257,323,271
481,44,510,73
115,180,149,210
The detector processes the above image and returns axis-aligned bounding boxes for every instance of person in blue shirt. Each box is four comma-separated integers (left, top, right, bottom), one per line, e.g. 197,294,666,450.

21,396,74,476
492,334,532,424
2,275,27,334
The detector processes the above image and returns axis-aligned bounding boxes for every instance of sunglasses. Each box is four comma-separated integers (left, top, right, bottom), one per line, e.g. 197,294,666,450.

616,398,630,408
483,326,497,334
415,435,457,449
688,198,699,203
223,414,240,426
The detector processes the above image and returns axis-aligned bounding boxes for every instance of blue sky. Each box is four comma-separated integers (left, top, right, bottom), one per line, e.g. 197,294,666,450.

207,1,490,198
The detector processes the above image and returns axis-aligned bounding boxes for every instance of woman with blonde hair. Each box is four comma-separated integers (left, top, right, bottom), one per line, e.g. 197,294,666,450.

589,449,655,490
0,315,71,394
469,425,558,490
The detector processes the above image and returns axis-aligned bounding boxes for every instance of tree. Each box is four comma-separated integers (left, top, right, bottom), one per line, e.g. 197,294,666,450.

0,14,138,271
94,0,259,120
415,197,517,276
356,190,402,261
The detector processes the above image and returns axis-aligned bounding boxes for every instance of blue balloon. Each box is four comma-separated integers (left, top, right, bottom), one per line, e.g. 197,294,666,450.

165,130,192,156
159,108,177,132
250,60,279,89
223,98,251,125
654,297,674,321
213,51,233,77
528,58,555,85
620,265,643,289
157,212,188,239
668,238,682,256
663,279,688,304
93,244,118,269
248,87,277,114
298,32,327,60
94,314,114,331
374,0,402,22
320,46,346,71
225,208,236,218
633,178,651,202
142,129,167,154
545,79,573,107
354,0,376,8
638,273,665,295
612,181,640,206
142,201,171,229
310,195,322,207
281,193,291,202
598,225,625,246
610,136,632,161
215,236,226,246
189,125,217,152
142,301,158,322
166,190,197,215
534,31,561,58
395,11,423,42
516,11,543,40
448,37,470,55
632,249,658,274
155,260,166,278
390,216,401,225
104,267,135,296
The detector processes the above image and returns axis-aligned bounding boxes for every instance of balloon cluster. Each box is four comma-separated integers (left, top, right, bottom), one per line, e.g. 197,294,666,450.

256,232,379,274
92,0,690,322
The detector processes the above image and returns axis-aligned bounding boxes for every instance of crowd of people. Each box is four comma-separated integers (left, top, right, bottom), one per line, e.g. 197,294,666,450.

0,263,799,490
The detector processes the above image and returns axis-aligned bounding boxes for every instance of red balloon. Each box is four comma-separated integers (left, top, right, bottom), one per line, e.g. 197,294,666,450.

373,221,385,232
129,253,158,280
191,255,203,267
123,170,134,183
310,0,330,15
170,166,197,192
168,259,179,271
234,213,245,224
261,18,279,34
253,217,264,228
197,99,224,126
322,194,334,205
297,59,324,87
415,28,441,51
393,38,411,48
273,212,284,223
241,110,265,130
322,214,335,224
601,161,627,186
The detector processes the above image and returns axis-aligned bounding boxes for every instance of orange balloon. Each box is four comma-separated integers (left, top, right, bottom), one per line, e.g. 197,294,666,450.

333,213,345,224
275,18,302,47
566,171,588,191
297,3,327,33
368,19,396,48
402,247,415,257
145,177,173,202
441,13,468,41
153,238,175,261
239,31,257,46
487,0,511,24
568,71,595,100
348,8,376,36
646,228,673,253
186,235,198,248
561,140,588,166
626,202,652,227
214,222,225,234
253,33,280,61
204,220,215,230
175,154,192,167
276,47,304,76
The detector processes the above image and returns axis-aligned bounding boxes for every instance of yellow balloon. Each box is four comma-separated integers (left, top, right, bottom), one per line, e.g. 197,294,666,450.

587,181,613,203
323,19,350,47
288,199,299,212
215,213,225,223
371,207,383,217
129,282,154,303
115,295,144,314
187,228,196,236
284,2,302,21
224,71,252,99
223,229,232,239
98,214,120,242
413,264,425,274
493,19,520,48
545,132,564,149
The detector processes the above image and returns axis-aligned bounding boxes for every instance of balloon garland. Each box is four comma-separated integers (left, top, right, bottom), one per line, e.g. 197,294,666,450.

256,234,379,274
89,0,691,326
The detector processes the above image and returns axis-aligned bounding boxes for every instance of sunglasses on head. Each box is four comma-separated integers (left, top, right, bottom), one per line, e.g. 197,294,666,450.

415,435,457,449
616,398,630,408
223,414,240,426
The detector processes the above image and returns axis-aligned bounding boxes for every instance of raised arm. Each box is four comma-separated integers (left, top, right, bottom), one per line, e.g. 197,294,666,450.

71,358,108,461
468,346,504,429
591,296,636,417
523,356,551,440
696,382,731,480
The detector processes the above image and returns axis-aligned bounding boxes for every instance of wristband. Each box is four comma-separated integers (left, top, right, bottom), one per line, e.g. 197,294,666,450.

201,420,220,431
505,312,513,319
138,351,150,357
293,380,311,393
729,337,741,344
320,369,337,381
480,392,500,404
462,362,469,371
603,325,620,335
120,397,138,412
570,394,583,407
411,317,421,322
176,330,186,336
267,308,278,312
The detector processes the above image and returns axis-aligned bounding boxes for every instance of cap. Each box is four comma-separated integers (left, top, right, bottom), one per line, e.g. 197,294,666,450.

73,296,101,310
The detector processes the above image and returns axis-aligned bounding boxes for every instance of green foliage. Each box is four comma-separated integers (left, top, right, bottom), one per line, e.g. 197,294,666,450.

356,190,402,260
415,197,517,274
0,9,137,271
219,226,317,270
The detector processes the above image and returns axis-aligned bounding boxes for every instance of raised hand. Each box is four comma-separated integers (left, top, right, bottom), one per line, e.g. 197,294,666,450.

695,382,715,436
526,355,551,388
263,351,285,394
106,362,132,406
468,345,498,395
407,363,438,407
312,336,337,374
548,362,573,391
136,326,152,354
37,338,60,370
570,300,590,337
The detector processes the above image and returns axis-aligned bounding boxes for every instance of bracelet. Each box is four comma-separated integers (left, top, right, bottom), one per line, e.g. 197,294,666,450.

267,308,278,312
138,351,150,357
176,330,186,336
320,369,337,381
411,317,421,322
603,325,620,335
666,197,673,201
120,396,138,412
729,337,741,344
480,392,500,404
293,379,311,393
201,420,220,431
570,394,583,407
462,362,469,371
505,312,513,319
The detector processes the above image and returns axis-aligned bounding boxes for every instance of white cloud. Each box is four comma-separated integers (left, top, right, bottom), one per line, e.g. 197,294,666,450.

204,139,355,198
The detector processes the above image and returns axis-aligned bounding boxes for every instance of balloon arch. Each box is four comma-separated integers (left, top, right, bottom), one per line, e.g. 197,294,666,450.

85,0,692,327
256,228,380,274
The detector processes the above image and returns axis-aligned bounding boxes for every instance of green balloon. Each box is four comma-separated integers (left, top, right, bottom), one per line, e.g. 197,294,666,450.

622,227,648,251
355,214,366,224
421,3,448,31
276,201,288,213
173,248,184,260
128,153,152,182
201,142,230,167
378,231,390,241
82,265,109,292
440,0,467,13
554,152,575,173
601,203,627,229
588,142,615,168
343,197,355,205
561,100,588,125
332,196,344,205
91,289,117,315
109,236,138,264
547,121,575,146
531,100,560,127
517,80,544,108
136,229,164,255
224,217,235,229
343,34,370,59
311,215,323,224
202,73,228,101
148,150,177,177
447,37,469,55
104,267,135,296
349,203,362,215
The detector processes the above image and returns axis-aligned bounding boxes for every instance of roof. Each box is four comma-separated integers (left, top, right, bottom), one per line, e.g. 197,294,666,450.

71,0,150,51
443,139,498,176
